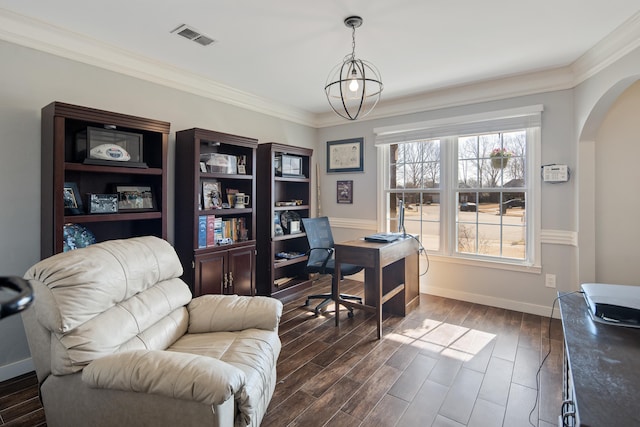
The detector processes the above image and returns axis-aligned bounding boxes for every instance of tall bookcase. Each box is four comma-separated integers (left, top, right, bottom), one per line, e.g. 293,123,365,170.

175,128,257,296
41,102,169,258
256,143,313,300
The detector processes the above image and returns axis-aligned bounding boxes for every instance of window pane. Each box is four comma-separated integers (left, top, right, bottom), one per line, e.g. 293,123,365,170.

458,136,477,160
414,193,440,251
478,224,502,256
457,223,477,254
458,159,479,188
391,141,440,190
397,143,423,188
390,161,406,189
388,191,441,251
423,140,440,189
504,131,526,186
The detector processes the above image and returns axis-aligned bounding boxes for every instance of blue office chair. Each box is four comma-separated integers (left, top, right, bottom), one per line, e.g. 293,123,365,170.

302,217,363,316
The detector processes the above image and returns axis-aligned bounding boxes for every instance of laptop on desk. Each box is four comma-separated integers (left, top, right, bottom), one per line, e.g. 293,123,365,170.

364,232,404,243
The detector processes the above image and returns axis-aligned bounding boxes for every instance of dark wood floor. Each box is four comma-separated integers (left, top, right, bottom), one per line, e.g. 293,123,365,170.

0,276,563,427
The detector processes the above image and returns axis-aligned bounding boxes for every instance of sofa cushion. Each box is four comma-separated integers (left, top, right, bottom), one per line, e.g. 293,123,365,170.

188,294,282,333
168,329,281,426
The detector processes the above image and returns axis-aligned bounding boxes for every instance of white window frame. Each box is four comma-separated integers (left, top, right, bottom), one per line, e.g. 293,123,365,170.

375,106,542,272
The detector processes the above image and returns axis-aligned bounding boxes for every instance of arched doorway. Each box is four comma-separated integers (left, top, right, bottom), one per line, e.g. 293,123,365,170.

578,77,640,284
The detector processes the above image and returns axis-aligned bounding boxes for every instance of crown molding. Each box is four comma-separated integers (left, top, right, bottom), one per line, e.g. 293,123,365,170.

571,10,640,84
314,67,574,127
2,8,639,129
0,8,317,127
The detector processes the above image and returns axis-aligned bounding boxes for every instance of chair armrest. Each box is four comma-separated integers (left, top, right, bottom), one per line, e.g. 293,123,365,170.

187,294,283,333
82,349,246,406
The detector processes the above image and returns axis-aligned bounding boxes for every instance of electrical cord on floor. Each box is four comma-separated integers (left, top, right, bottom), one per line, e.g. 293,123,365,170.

528,290,582,427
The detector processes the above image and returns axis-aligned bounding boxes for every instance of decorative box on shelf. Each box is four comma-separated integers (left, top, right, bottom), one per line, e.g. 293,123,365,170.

275,154,303,177
75,126,147,168
200,153,237,174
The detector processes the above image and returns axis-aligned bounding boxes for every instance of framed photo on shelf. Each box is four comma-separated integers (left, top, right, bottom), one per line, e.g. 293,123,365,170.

327,137,364,173
88,194,118,214
202,180,222,209
63,182,84,215
237,155,247,174
115,185,156,211
337,180,353,204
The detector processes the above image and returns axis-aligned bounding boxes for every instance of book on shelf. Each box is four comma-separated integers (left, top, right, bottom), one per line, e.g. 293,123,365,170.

214,217,223,243
199,215,249,247
274,277,294,287
198,216,207,249
206,215,216,247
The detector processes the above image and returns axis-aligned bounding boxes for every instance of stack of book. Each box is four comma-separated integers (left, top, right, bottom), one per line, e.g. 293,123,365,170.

198,215,248,248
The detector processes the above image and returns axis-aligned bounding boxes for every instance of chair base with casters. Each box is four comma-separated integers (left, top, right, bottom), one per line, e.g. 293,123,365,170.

305,286,362,317
304,259,364,317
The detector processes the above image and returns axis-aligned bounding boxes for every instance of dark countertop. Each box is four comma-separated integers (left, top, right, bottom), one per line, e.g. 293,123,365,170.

559,292,640,427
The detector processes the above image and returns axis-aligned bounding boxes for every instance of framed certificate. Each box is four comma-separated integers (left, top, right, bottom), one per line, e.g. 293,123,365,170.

327,137,364,173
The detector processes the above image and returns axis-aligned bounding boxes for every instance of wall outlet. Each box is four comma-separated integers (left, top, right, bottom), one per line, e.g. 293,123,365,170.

545,274,556,288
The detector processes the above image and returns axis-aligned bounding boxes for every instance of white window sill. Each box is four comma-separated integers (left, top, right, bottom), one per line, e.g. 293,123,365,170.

426,253,542,274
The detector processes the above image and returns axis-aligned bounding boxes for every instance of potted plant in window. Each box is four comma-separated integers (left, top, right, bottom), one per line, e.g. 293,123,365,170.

490,148,512,169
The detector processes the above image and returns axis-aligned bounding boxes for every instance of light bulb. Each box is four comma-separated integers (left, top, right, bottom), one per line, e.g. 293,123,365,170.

348,78,359,92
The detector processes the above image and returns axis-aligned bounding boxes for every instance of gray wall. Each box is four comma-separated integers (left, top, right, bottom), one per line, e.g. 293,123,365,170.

0,40,316,380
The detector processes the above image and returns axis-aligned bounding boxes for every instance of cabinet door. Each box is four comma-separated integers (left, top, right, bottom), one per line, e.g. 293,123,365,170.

228,245,255,296
194,252,227,296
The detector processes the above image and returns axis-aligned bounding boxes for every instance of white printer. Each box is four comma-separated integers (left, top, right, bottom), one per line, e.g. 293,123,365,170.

581,283,640,328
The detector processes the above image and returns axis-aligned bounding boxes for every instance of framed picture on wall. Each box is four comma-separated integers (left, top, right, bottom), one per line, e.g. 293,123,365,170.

327,137,364,173
337,180,353,204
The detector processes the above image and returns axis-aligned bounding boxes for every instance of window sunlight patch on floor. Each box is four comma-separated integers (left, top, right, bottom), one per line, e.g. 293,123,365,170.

387,319,497,363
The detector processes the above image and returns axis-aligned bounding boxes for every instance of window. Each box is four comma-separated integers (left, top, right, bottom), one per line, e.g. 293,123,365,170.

375,106,542,267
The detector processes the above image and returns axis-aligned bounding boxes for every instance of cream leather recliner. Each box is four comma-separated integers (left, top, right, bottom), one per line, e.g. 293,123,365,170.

21,236,282,427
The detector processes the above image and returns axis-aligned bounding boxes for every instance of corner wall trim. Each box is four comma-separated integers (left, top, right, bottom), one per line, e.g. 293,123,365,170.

328,217,377,231
541,229,577,246
0,357,34,382
422,284,559,318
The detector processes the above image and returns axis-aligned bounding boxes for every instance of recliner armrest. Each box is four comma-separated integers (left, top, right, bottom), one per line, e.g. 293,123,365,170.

187,295,283,333
82,349,246,406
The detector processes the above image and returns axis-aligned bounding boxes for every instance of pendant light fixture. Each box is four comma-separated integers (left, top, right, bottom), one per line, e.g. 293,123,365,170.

325,16,383,120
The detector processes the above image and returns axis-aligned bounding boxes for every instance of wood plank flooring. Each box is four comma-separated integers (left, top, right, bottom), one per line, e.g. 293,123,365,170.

263,276,563,427
0,276,563,427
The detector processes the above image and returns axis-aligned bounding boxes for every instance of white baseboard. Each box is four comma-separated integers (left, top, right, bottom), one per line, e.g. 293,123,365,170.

0,357,34,382
420,284,560,318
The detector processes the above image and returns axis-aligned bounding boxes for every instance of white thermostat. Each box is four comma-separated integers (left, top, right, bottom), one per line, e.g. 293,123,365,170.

542,164,569,182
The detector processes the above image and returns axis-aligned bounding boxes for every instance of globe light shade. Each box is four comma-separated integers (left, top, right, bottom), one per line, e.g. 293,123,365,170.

325,56,383,121
324,15,383,121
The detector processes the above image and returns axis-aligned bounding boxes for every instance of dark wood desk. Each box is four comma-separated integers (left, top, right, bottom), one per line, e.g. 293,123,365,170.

558,292,640,426
333,236,420,339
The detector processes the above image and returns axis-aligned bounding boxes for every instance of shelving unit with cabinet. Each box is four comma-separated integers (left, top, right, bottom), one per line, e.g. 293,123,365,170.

256,143,313,300
40,102,169,259
175,128,257,296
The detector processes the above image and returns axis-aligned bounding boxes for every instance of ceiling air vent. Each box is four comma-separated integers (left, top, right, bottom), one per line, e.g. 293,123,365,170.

171,24,215,46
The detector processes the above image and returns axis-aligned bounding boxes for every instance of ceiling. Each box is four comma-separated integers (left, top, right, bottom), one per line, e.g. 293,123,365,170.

1,1,639,126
